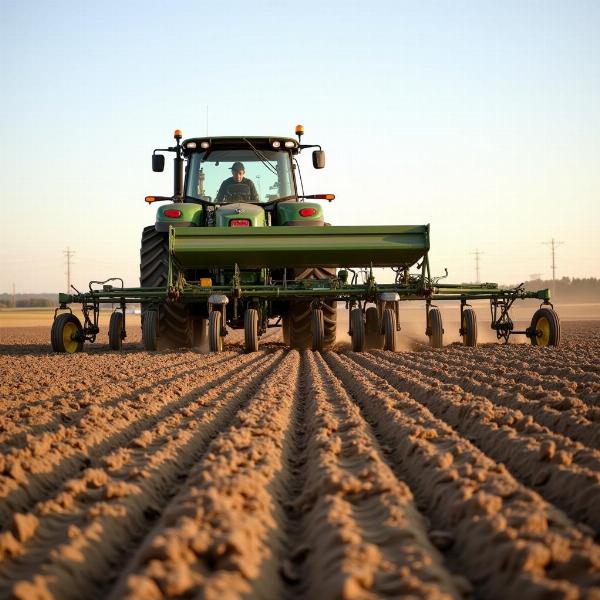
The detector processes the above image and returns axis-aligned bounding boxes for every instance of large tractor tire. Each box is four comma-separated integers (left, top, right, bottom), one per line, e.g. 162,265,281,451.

286,267,337,350
140,225,194,348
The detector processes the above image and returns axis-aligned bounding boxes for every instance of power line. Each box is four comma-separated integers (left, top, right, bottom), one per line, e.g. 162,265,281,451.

64,248,75,293
471,249,484,283
542,238,564,299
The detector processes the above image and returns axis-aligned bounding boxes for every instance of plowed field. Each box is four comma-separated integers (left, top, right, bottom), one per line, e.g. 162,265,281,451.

0,320,599,599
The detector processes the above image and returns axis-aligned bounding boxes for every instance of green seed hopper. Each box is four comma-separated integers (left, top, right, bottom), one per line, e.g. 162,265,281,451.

170,225,430,269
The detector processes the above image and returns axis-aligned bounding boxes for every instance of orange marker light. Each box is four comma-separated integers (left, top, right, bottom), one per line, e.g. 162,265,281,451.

174,129,182,139
145,196,156,203
295,124,304,136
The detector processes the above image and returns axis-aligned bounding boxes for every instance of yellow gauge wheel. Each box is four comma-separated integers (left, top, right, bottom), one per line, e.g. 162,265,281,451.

62,322,80,353
51,313,84,353
530,307,560,347
536,316,551,347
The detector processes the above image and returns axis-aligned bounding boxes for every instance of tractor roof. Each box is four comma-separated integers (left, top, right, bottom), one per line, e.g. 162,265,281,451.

182,136,299,154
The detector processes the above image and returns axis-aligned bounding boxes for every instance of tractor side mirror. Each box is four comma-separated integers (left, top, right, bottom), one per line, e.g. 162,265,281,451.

152,154,165,172
312,150,325,169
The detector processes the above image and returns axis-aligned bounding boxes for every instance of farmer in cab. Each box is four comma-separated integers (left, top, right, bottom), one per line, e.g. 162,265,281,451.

216,162,260,203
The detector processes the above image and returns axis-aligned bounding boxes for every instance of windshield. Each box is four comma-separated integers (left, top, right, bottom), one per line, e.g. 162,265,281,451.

185,149,296,203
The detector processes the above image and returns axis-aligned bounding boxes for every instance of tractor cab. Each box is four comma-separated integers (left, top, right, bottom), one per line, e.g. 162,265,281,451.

148,128,329,230
183,137,301,204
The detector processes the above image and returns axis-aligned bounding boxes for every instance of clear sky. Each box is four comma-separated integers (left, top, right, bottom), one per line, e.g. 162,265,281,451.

1,0,598,293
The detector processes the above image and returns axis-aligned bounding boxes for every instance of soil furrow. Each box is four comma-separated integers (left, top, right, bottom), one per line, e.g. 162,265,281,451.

108,350,301,599
381,351,600,449
0,351,263,527
324,351,600,599
0,352,283,599
0,354,204,412
357,351,600,532
414,347,600,408
0,353,236,446
291,350,460,598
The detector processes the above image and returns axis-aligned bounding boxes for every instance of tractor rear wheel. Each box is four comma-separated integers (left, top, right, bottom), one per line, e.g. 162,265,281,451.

244,309,259,353
108,311,124,351
208,311,224,353
428,307,443,348
51,313,84,353
286,267,337,350
365,306,384,349
530,307,560,347
140,225,194,348
461,308,477,347
382,308,397,352
350,308,365,352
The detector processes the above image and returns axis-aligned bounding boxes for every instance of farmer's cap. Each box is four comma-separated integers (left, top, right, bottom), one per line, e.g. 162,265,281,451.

231,162,245,172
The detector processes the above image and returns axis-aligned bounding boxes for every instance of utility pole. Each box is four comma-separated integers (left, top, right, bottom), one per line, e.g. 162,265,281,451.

471,249,483,283
543,238,564,299
12,283,16,308
64,248,75,293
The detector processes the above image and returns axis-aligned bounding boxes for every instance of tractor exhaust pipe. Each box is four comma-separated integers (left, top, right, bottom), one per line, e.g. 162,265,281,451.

173,129,184,201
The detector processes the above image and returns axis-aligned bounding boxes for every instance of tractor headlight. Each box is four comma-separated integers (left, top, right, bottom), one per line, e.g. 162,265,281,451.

272,141,281,148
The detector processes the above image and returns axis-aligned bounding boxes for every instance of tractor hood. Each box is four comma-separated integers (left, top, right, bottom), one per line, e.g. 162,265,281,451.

216,203,266,227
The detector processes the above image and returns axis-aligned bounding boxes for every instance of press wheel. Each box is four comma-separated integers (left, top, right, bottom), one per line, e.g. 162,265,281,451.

382,308,397,352
428,307,443,348
142,310,159,351
209,311,224,353
244,309,259,353
365,306,384,349
350,308,365,352
108,311,125,351
530,307,560,347
461,307,477,347
311,308,324,352
51,313,84,353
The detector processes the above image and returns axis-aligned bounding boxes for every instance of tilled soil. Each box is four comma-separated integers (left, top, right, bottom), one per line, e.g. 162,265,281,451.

0,321,599,599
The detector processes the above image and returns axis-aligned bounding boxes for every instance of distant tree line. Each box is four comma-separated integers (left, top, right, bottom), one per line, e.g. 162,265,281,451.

0,294,56,308
522,277,600,303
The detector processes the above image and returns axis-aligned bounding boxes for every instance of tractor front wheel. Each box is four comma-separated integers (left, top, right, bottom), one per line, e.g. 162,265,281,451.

51,313,84,353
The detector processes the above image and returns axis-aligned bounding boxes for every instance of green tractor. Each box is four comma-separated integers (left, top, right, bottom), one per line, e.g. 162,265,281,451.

50,126,560,353
141,126,338,352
